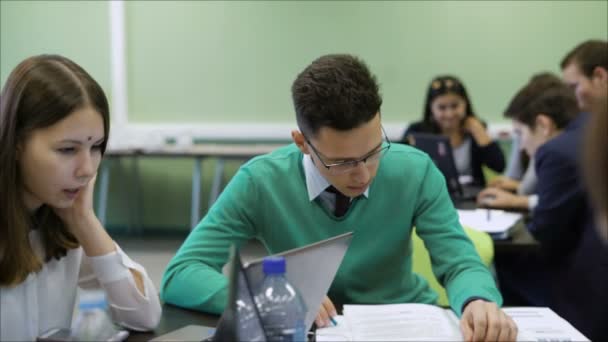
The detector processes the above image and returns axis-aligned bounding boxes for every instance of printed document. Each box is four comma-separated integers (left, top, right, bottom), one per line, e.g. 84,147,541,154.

317,304,589,342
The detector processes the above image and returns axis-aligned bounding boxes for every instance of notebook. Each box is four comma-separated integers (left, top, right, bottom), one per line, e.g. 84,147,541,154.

409,133,483,202
244,232,354,333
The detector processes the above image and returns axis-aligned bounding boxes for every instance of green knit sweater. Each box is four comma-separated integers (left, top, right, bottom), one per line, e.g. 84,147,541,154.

161,143,502,316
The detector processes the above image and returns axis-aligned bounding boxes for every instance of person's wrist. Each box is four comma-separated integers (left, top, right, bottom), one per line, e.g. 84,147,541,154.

65,211,99,237
462,298,488,314
511,195,529,209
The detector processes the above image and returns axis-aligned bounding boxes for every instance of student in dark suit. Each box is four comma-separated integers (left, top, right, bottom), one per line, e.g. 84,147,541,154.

402,76,505,186
561,40,607,115
478,75,607,341
562,39,608,240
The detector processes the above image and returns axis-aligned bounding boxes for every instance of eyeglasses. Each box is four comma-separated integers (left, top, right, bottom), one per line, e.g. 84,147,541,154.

306,126,391,175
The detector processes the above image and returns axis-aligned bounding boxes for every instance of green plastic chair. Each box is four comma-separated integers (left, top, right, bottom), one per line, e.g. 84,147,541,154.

411,226,494,307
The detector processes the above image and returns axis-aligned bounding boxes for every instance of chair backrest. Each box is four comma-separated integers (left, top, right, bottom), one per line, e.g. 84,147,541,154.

411,226,494,307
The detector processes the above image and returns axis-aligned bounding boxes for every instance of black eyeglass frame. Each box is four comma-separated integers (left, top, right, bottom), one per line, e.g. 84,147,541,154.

305,126,391,175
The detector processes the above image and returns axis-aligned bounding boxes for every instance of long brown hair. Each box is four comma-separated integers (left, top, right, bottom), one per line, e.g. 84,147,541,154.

0,55,110,286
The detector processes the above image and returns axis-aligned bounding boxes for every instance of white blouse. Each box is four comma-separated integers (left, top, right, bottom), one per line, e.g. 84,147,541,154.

0,230,162,341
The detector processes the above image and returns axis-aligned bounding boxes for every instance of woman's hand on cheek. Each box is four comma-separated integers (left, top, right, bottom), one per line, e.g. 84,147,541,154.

53,174,98,237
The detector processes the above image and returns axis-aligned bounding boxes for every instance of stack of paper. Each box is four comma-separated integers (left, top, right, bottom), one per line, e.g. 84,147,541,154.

503,307,589,341
317,303,461,341
316,304,589,342
457,209,522,239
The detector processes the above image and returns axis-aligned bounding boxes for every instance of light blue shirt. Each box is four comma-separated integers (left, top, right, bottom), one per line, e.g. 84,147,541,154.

302,154,369,212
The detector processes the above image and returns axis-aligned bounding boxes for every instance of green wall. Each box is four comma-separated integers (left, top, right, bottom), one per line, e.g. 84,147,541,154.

1,1,111,104
3,1,607,124
126,1,608,124
2,1,607,232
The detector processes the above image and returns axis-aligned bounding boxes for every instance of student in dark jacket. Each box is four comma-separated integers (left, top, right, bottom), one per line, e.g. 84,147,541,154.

478,75,607,341
402,76,505,186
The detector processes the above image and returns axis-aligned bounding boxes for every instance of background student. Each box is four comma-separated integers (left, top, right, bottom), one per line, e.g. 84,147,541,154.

161,54,517,341
478,75,607,341
488,138,536,196
0,55,161,341
561,39,607,241
561,39,608,115
480,73,565,207
401,75,505,186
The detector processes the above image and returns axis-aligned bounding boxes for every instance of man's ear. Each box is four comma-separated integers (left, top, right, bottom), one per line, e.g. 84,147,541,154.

535,114,556,137
291,130,310,155
592,66,608,87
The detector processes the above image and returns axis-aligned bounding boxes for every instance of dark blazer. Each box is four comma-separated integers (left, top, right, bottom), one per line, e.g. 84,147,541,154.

530,113,608,341
496,113,607,341
401,121,505,186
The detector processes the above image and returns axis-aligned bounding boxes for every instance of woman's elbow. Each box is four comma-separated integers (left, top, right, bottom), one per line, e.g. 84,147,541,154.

137,309,162,331
115,304,162,331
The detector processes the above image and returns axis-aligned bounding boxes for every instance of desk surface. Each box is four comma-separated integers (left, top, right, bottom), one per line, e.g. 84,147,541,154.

493,219,538,253
128,304,219,341
454,200,538,253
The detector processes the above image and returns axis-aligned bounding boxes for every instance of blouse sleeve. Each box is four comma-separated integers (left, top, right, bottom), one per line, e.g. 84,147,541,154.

477,140,506,173
78,243,162,331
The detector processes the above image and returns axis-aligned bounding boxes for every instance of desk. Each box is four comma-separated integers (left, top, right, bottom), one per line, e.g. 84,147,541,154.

493,219,539,254
128,304,219,341
99,144,284,230
454,200,539,254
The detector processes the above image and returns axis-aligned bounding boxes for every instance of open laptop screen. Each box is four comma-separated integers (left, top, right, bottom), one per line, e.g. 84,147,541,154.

244,232,353,333
409,133,464,197
213,245,267,342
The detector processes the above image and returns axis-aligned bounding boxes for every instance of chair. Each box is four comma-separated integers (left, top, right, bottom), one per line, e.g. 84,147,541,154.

411,226,494,307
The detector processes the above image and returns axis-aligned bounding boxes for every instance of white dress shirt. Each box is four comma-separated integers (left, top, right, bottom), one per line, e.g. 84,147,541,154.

1,230,161,341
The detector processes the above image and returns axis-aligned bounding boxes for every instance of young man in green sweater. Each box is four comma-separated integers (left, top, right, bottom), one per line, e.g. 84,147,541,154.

161,54,517,341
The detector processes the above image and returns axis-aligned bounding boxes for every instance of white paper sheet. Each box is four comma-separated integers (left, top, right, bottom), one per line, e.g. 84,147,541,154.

457,209,522,234
504,307,590,342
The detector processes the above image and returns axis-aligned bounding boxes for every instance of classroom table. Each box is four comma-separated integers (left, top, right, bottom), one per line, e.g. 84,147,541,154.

492,219,539,254
98,143,285,231
454,200,539,253
127,303,219,341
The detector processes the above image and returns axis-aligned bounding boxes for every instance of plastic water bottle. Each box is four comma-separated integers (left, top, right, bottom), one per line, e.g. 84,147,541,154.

256,256,307,342
72,290,122,341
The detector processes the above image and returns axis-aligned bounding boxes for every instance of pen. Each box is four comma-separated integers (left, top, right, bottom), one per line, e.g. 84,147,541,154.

330,316,338,326
486,209,491,221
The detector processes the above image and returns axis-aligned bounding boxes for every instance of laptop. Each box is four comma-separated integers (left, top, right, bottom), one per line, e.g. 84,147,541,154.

244,232,354,334
151,232,353,341
408,133,482,202
151,245,267,342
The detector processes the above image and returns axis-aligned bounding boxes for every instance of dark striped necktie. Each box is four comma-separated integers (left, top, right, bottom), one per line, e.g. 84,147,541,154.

325,186,351,217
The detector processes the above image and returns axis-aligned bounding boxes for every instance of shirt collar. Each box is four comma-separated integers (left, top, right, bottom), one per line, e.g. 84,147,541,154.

302,154,369,201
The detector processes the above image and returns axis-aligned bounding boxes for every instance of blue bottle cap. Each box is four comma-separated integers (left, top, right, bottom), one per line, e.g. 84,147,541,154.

262,256,286,274
79,297,108,310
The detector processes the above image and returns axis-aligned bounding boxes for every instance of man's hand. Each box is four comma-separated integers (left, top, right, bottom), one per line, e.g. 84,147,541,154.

477,187,528,210
460,300,518,341
315,296,337,328
487,176,520,193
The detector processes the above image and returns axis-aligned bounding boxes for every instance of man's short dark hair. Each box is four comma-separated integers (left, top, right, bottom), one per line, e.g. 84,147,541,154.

560,40,608,78
291,54,382,138
505,72,578,129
